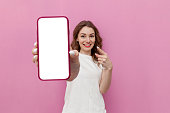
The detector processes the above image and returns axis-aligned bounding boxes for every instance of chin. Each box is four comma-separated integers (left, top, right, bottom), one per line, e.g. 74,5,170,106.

83,48,91,51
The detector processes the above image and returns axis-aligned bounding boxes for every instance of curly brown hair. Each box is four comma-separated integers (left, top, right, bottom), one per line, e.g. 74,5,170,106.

71,20,103,63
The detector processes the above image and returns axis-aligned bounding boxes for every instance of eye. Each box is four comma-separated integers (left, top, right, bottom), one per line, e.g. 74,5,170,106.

90,35,94,38
81,35,85,38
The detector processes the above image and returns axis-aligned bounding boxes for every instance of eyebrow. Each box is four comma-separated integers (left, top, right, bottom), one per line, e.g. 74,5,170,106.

80,33,95,35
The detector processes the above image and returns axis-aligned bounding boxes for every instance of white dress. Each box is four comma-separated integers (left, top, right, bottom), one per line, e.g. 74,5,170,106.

62,53,106,113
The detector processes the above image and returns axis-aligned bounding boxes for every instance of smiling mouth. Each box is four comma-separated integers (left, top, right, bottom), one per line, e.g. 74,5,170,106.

83,44,91,48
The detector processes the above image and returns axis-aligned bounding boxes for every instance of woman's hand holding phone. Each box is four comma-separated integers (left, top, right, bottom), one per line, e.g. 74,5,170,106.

32,42,38,67
32,42,80,81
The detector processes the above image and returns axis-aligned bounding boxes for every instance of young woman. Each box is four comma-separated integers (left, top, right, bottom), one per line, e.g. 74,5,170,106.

32,20,113,113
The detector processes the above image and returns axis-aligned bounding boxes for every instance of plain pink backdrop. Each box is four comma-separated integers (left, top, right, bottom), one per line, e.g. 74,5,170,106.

0,0,170,113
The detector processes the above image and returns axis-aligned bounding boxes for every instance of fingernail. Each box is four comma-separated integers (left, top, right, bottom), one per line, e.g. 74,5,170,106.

95,53,97,55
34,48,37,53
34,42,37,46
33,55,37,59
69,51,75,56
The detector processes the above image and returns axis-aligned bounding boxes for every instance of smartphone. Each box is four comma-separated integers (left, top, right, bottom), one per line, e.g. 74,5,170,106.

37,16,70,81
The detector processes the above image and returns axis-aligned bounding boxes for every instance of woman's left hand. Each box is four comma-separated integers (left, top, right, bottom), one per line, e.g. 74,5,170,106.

95,47,113,70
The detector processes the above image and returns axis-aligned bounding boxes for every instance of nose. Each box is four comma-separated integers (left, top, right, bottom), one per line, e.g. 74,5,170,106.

86,37,90,43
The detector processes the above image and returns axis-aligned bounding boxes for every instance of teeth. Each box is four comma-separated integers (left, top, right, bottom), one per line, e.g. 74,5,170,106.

84,44,91,46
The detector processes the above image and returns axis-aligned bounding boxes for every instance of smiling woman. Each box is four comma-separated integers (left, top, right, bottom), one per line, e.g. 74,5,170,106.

32,20,113,113
62,20,113,113
71,21,103,63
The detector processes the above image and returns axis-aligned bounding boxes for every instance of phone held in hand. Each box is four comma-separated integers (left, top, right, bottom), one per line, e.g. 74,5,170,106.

37,16,70,81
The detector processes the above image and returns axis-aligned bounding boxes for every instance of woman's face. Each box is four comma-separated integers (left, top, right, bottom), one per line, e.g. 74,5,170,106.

77,26,95,55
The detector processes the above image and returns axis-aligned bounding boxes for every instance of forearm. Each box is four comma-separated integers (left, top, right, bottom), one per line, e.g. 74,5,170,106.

99,68,112,94
67,49,80,81
67,58,80,81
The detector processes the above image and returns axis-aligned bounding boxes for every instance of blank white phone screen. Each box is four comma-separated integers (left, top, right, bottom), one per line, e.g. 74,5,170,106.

37,17,70,80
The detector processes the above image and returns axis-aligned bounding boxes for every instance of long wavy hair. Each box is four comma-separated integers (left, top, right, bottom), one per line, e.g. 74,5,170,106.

71,20,103,63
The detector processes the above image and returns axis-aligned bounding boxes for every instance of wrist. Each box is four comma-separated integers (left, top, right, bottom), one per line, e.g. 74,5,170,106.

102,66,113,70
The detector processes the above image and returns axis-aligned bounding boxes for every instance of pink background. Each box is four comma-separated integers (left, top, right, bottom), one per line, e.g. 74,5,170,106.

0,0,170,113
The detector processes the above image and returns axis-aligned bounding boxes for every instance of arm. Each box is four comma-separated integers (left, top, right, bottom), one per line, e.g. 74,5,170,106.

95,46,113,94
67,47,80,81
67,53,80,81
99,68,112,94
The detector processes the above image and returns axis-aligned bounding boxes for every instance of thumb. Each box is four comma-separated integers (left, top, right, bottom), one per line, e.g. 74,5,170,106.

69,50,79,58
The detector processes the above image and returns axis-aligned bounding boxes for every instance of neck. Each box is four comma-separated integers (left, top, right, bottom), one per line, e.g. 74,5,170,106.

80,50,91,56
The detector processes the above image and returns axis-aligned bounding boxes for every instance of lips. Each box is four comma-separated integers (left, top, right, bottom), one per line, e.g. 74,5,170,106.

83,44,91,48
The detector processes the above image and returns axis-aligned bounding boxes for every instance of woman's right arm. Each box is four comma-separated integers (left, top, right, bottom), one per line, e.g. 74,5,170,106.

67,49,80,81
